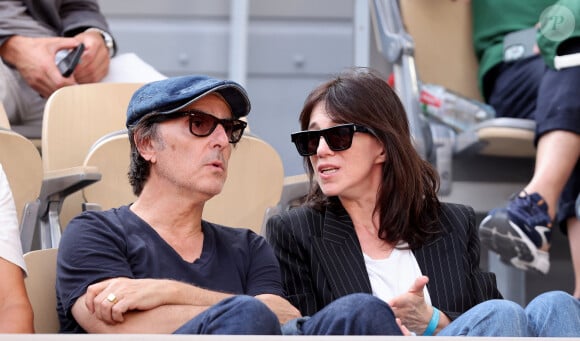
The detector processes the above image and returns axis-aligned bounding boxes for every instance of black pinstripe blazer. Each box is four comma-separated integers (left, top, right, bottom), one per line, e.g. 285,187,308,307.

265,202,502,320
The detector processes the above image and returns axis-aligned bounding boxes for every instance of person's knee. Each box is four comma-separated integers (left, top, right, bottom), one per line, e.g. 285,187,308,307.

226,296,279,330
302,294,401,335
480,299,527,323
439,299,530,337
525,291,580,336
331,293,395,319
226,295,277,316
527,290,577,311
174,295,281,334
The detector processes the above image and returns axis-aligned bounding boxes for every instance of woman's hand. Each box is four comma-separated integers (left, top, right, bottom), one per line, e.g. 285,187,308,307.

388,276,433,334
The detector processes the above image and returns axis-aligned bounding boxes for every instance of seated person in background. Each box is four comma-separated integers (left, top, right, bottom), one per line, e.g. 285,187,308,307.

56,74,405,335
474,0,580,296
0,0,165,139
0,163,34,333
265,67,580,337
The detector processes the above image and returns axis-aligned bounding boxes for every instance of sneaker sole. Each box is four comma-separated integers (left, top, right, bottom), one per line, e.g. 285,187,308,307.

479,211,550,275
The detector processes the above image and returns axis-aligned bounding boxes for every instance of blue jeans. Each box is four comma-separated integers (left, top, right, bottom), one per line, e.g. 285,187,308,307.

282,293,402,335
439,291,580,336
173,295,281,334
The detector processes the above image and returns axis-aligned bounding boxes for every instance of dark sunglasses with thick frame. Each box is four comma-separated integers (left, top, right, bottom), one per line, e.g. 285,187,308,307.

290,123,374,156
150,110,247,144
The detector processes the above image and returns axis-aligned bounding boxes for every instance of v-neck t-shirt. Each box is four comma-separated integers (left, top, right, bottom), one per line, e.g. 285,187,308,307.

56,205,283,333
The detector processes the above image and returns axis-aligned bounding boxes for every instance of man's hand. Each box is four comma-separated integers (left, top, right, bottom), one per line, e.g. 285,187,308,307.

388,276,434,334
0,36,78,97
84,277,171,325
255,294,301,324
72,278,233,333
73,30,110,84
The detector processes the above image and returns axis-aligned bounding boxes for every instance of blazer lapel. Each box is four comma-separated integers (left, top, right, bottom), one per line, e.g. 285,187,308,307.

311,205,372,298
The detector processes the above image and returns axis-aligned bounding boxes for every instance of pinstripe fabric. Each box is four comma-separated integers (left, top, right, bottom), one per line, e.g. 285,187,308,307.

265,202,502,320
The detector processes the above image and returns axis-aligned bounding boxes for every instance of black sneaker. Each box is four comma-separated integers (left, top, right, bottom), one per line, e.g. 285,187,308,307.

479,192,552,274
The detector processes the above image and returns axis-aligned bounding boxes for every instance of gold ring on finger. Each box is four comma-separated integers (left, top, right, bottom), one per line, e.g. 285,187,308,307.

106,293,118,304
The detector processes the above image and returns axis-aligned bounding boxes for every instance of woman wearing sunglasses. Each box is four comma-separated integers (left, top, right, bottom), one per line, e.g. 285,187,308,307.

265,67,580,336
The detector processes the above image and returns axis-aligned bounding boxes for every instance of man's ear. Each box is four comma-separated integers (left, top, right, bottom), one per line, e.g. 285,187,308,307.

134,131,156,163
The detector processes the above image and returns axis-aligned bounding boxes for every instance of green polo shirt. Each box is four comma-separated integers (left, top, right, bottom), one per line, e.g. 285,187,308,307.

472,0,580,96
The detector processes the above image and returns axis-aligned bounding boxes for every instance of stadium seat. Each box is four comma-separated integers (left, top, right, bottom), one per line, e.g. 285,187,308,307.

81,130,135,211
0,128,43,251
260,173,309,234
203,133,284,233
25,83,144,251
23,248,59,333
398,0,536,159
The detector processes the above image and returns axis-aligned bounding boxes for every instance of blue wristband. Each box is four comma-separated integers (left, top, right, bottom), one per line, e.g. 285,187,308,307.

423,307,440,336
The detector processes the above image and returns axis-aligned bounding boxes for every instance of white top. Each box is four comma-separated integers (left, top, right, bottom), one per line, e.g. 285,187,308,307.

364,244,431,306
0,164,27,273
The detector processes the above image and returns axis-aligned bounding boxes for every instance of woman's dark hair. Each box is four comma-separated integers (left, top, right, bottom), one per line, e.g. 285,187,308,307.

299,67,441,248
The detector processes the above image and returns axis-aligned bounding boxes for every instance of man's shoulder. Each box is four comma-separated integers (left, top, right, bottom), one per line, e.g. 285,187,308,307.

64,205,132,236
202,221,276,260
203,220,253,234
70,205,129,222
202,220,262,244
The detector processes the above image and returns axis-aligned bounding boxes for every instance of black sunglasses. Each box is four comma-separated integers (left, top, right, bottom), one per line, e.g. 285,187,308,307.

290,123,374,156
163,110,247,143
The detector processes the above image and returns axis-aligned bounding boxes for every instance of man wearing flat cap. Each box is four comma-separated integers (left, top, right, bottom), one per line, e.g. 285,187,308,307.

55,74,292,334
55,75,397,335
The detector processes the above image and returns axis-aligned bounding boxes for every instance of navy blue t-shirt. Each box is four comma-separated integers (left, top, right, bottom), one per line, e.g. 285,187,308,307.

56,205,284,333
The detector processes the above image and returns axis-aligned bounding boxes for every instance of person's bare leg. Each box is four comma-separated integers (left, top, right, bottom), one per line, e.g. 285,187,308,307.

479,130,579,274
524,131,580,220
568,217,580,298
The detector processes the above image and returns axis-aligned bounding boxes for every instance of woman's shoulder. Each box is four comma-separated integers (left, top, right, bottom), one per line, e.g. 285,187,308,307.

438,202,476,234
265,204,326,237
275,204,325,224
440,202,475,216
